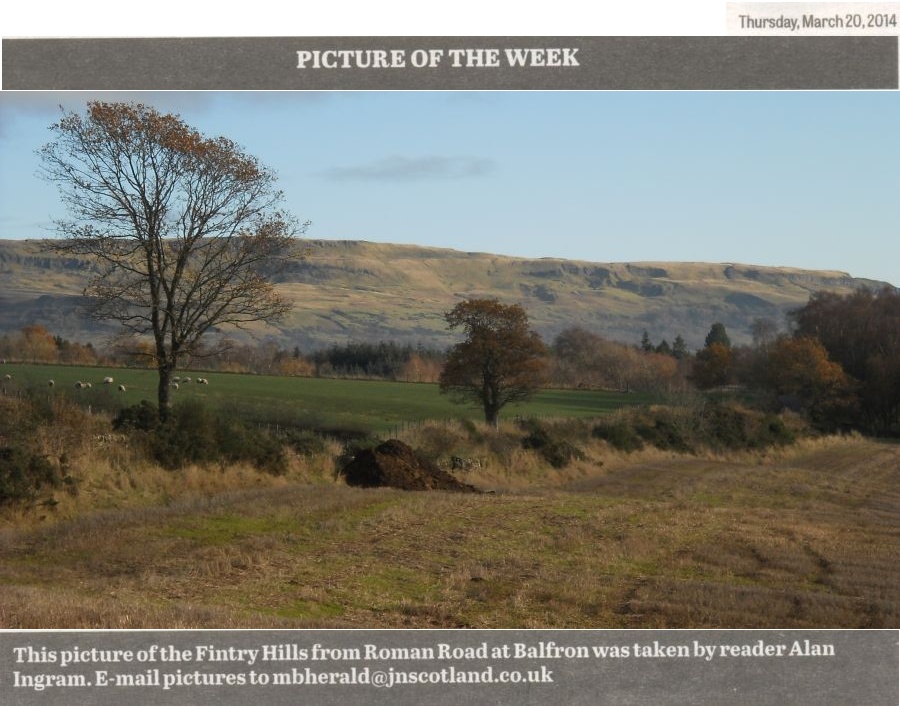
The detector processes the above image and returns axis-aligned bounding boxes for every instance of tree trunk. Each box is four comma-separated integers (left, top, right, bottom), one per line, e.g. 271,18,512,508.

484,404,500,428
157,363,173,422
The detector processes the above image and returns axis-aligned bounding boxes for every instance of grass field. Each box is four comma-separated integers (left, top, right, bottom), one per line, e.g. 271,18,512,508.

0,435,897,628
0,362,651,433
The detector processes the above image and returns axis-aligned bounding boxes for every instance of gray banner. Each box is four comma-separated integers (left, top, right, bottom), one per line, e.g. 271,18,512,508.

1,36,897,90
0,629,897,705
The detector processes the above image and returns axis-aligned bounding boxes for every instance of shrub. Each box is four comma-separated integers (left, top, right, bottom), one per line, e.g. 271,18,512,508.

755,414,797,448
520,421,585,469
593,402,804,456
592,420,645,452
633,408,694,453
113,401,161,432
117,400,288,474
698,402,800,451
285,429,333,458
459,418,485,444
698,402,750,450
216,416,287,475
486,430,521,464
0,446,60,504
412,424,468,460
151,400,220,470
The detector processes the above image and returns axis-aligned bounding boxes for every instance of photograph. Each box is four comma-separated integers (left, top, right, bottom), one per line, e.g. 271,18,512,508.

1,85,897,627
0,14,898,705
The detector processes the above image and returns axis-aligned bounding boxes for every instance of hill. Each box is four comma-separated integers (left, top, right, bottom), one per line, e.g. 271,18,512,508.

0,238,892,351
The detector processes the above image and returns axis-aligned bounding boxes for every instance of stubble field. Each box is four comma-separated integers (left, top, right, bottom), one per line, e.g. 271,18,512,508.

1,434,897,629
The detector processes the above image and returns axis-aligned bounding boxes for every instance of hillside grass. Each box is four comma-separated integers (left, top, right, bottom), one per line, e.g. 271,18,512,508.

0,362,651,434
0,432,897,629
3,238,891,351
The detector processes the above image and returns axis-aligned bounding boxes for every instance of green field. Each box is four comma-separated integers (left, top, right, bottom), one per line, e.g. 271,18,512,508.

0,363,651,433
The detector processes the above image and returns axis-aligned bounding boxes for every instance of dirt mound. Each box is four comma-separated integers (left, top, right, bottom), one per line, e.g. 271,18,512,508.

340,439,480,493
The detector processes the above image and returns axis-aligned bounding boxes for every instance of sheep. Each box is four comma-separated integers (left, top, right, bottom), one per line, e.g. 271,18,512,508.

172,376,181,383
197,377,209,385
118,384,126,392
75,381,84,389
171,382,179,390
48,380,55,387
103,376,114,384
3,374,11,381
183,377,192,383
84,382,92,389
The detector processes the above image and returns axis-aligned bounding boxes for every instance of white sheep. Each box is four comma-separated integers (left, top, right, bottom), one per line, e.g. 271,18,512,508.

172,376,181,383
75,381,84,389
118,384,126,392
48,380,55,387
171,382,179,390
103,376,114,384
197,377,209,385
3,374,11,381
84,382,92,389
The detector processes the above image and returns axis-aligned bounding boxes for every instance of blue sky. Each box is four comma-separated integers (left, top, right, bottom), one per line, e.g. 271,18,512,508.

1,90,898,286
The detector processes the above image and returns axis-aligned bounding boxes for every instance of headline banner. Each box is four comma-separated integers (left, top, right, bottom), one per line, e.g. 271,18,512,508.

2,36,897,90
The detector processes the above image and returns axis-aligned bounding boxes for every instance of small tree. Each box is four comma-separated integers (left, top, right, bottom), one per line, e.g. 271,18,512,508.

751,317,779,351
764,335,857,430
704,322,732,350
39,102,306,420
691,342,733,389
439,298,547,426
19,325,58,363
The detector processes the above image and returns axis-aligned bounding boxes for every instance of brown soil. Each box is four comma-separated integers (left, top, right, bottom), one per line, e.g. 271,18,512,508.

340,439,480,493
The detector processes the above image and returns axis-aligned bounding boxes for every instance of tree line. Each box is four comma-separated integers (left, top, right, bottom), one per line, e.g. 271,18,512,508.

689,286,899,436
3,286,897,436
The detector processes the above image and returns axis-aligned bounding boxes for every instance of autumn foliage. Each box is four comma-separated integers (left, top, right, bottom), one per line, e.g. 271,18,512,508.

763,336,857,430
790,287,900,434
39,102,305,420
439,299,548,426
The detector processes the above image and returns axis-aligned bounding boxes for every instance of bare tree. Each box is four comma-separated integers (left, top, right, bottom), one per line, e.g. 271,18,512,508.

39,102,306,420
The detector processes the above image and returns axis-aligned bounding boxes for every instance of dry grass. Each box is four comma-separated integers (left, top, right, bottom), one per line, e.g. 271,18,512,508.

0,432,897,629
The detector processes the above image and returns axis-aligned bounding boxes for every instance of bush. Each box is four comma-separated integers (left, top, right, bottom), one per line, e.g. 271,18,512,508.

459,418,485,444
592,402,803,456
217,419,288,475
0,446,61,504
113,400,161,432
284,429,333,458
117,400,288,474
151,400,220,470
520,421,585,469
412,424,468,460
755,414,797,447
698,402,750,450
698,402,799,451
633,408,694,453
592,420,645,452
